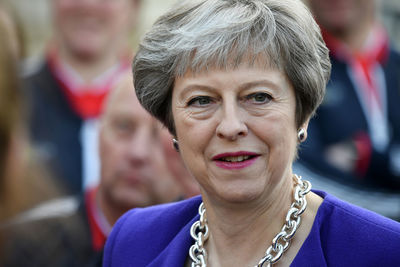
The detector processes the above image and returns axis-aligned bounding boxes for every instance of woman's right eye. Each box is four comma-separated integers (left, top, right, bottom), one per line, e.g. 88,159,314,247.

187,96,212,107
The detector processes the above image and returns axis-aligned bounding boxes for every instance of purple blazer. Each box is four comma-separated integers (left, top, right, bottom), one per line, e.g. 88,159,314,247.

103,190,400,266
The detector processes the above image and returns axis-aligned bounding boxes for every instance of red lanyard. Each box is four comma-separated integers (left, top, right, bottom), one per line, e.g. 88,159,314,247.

47,49,130,119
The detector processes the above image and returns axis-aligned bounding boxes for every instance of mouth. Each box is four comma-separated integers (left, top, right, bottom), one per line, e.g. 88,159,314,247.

212,152,259,169
218,155,254,162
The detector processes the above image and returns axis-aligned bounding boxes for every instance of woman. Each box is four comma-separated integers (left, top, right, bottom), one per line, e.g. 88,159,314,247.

103,0,400,266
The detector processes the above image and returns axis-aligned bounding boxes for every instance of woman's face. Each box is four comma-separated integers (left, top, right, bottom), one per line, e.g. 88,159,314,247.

172,63,299,203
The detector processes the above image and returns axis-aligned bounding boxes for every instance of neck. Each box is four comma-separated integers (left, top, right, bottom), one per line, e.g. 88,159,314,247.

57,43,124,82
202,174,294,267
96,189,126,226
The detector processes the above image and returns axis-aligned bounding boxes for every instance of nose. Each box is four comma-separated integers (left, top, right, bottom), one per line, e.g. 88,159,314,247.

127,127,153,165
216,101,248,141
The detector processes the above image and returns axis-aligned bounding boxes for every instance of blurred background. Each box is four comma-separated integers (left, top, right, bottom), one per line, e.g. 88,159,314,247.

5,0,400,65
7,0,180,67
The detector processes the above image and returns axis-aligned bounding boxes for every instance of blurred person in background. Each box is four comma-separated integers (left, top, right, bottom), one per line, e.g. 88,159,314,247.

1,74,184,266
0,0,28,223
0,2,60,258
298,0,400,191
25,0,141,194
0,1,59,224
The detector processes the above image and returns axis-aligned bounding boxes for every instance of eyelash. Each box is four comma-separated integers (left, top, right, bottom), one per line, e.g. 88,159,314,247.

245,92,272,103
186,92,272,107
187,96,213,107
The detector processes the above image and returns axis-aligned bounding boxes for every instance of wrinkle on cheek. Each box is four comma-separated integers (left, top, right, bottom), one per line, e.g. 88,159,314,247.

184,112,196,123
266,101,296,122
175,106,195,123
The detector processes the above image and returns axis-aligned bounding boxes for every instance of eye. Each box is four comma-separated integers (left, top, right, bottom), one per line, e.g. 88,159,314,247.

113,119,134,136
187,96,213,107
246,92,272,104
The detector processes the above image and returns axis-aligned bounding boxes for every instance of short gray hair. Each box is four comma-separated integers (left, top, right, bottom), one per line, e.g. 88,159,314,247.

133,0,331,135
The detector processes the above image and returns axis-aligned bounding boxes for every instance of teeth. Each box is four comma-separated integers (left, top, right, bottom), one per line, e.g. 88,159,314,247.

221,155,250,162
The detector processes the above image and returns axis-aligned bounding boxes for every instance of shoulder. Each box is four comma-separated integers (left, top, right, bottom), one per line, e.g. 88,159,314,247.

110,195,202,236
2,195,88,239
388,48,400,62
315,190,400,265
23,58,57,94
0,196,92,266
104,196,202,267
318,190,400,233
384,48,400,76
22,58,49,82
9,196,82,224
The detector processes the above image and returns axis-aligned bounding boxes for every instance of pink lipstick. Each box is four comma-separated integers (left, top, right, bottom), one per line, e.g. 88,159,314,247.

212,151,259,170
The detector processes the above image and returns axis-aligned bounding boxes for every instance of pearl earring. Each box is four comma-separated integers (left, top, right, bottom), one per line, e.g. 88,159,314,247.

172,138,179,151
298,128,306,142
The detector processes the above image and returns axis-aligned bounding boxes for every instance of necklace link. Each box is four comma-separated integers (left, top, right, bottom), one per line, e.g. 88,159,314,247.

189,174,311,267
190,202,210,267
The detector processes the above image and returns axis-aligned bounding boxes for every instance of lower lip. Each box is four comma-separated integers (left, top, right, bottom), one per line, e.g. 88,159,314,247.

214,156,259,170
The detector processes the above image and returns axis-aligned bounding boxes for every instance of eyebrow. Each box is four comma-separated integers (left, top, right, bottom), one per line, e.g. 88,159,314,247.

179,79,281,98
179,85,217,97
237,80,280,91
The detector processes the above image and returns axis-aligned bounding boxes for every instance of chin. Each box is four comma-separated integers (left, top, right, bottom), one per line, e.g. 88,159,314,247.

113,189,151,209
214,186,263,204
116,196,151,210
68,40,105,60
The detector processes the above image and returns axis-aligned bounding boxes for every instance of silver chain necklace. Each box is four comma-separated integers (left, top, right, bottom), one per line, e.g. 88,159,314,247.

189,174,311,267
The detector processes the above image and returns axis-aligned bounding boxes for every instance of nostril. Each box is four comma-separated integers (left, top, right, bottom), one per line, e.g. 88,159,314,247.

216,123,248,140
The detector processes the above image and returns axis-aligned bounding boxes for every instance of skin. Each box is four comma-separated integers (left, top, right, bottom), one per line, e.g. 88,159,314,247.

97,76,181,225
173,62,322,266
51,0,139,80
308,0,376,51
173,63,299,205
160,128,200,198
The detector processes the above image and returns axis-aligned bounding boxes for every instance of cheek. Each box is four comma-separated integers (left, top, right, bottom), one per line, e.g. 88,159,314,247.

176,117,213,152
100,141,112,174
102,4,132,28
54,1,78,20
253,112,297,153
54,0,73,10
175,118,214,175
100,133,120,167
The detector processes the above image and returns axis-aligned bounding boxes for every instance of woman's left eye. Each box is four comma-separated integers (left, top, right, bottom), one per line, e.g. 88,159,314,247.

246,92,272,104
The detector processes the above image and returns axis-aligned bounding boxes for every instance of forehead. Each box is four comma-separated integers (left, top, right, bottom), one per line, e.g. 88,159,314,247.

106,84,152,120
52,0,134,8
53,0,132,4
177,50,283,79
177,53,284,83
